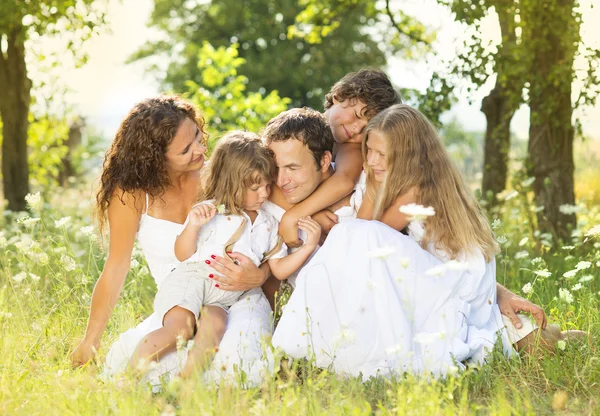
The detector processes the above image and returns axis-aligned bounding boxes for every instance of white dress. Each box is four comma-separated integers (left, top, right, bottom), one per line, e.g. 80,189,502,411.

272,218,514,380
103,195,274,386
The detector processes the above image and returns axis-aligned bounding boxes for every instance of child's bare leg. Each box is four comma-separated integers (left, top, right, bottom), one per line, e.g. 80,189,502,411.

180,305,227,378
129,306,195,373
515,325,587,354
262,274,281,311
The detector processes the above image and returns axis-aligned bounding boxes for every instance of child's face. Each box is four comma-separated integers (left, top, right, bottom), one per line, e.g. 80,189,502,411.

244,175,271,212
365,130,388,183
325,98,368,143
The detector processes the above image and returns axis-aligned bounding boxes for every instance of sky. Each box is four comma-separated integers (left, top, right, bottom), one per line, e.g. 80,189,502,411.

32,0,600,139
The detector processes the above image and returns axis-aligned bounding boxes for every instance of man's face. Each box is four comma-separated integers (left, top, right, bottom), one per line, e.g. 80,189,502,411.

325,98,368,143
268,139,325,204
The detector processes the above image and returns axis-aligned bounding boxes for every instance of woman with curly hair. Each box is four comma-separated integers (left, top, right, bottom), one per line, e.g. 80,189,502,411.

71,95,274,385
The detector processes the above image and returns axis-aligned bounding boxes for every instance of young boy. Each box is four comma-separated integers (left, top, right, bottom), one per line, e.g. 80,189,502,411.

273,68,402,245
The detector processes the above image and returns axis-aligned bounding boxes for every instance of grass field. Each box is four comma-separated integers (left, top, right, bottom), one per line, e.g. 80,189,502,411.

0,176,599,415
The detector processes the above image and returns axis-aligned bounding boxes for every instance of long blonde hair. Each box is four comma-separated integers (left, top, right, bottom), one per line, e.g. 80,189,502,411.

201,131,275,215
362,104,499,262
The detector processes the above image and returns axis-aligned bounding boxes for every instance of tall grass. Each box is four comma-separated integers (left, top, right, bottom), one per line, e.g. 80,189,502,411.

0,171,599,414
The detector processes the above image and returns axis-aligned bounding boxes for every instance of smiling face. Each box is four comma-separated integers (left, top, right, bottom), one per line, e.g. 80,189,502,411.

365,129,388,183
165,117,207,173
268,139,329,204
243,174,271,212
325,98,368,143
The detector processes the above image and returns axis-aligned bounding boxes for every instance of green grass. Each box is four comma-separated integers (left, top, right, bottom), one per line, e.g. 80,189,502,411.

0,182,599,415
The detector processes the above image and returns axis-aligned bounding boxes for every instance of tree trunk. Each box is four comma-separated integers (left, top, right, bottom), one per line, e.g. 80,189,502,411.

525,0,578,241
480,0,521,206
0,24,31,212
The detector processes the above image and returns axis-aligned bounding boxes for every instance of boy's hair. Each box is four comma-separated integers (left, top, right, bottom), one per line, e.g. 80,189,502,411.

262,108,334,169
363,104,499,262
201,131,275,215
324,68,402,119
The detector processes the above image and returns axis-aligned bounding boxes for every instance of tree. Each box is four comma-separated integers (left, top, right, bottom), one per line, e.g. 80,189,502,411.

0,1,105,211
131,0,401,109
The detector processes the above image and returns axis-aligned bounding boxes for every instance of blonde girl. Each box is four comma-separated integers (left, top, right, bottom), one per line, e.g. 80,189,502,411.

130,131,321,378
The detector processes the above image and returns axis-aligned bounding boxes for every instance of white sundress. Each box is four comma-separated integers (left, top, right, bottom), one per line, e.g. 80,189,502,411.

103,194,274,386
272,215,514,380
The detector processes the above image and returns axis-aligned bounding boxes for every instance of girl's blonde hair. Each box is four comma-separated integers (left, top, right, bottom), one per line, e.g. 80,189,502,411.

362,104,499,262
201,131,275,215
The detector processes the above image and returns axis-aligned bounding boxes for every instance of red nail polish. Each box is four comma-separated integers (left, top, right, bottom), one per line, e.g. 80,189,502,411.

211,255,216,259
226,252,232,254
205,260,211,265
209,274,214,278
215,284,220,288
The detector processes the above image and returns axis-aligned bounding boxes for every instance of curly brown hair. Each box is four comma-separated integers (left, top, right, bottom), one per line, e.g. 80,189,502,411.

201,131,276,215
324,68,402,119
262,107,333,169
95,95,206,233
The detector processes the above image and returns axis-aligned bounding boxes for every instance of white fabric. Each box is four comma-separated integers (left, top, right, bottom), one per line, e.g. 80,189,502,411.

103,195,274,387
272,219,515,380
183,202,287,266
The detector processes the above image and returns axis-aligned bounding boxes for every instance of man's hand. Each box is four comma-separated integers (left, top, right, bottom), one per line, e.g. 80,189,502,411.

497,284,547,329
207,252,267,291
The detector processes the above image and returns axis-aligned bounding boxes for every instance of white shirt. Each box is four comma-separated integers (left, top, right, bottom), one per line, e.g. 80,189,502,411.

184,202,287,266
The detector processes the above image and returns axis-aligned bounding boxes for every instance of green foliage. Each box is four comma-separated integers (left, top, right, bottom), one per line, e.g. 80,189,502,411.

182,42,291,148
132,0,388,109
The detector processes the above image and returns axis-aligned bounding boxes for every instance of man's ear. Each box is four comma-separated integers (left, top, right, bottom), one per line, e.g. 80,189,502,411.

319,151,332,173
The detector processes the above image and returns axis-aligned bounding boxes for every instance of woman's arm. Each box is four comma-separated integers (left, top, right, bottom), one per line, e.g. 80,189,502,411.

71,191,141,366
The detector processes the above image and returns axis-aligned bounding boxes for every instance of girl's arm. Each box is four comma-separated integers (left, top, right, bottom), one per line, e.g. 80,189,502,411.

269,217,321,280
174,203,217,261
279,143,362,245
71,190,142,366
358,187,418,232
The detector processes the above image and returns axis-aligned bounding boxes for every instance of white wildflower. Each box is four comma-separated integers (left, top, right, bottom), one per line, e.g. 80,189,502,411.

585,225,600,238
561,245,575,250
36,252,49,264
496,235,508,245
522,282,533,294
558,288,574,304
25,192,42,210
53,247,66,254
559,204,581,215
60,254,77,272
29,273,41,282
130,259,140,269
534,269,551,278
176,334,186,351
515,250,529,259
333,326,356,348
0,234,7,249
12,272,27,283
503,190,518,201
522,177,535,187
571,283,583,291
518,237,529,247
563,270,577,279
0,312,13,319
557,340,566,351
425,264,446,277
54,216,71,228
79,225,94,236
367,246,396,259
579,275,593,283
399,257,410,268
491,219,501,230
535,205,545,213
186,340,195,351
399,203,435,220
216,204,226,215
575,261,591,270
531,257,543,265
20,217,41,227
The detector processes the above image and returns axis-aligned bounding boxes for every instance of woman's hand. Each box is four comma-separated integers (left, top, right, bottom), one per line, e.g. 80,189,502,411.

496,283,547,329
207,252,268,291
71,338,100,367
